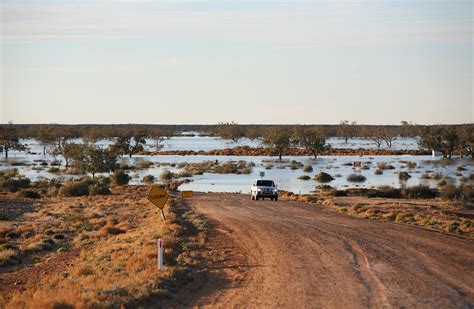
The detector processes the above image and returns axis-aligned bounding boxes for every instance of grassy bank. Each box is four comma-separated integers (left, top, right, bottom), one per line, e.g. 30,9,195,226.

0,185,207,308
280,187,474,238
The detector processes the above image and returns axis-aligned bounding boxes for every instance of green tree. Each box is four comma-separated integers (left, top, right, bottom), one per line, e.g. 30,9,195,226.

338,120,357,143
85,147,117,178
50,127,75,157
110,128,148,158
37,125,57,155
148,128,165,151
63,143,86,169
216,122,244,142
263,126,292,161
296,127,329,159
0,122,26,159
458,125,474,158
420,126,460,158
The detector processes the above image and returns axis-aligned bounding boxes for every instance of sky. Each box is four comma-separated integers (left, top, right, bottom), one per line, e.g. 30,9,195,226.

0,0,472,125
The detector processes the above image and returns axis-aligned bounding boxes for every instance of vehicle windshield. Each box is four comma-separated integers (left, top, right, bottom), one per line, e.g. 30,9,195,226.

256,180,275,187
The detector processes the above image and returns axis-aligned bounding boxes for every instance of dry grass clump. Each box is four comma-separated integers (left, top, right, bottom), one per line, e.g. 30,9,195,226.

313,172,334,183
377,162,395,170
16,189,41,199
347,174,366,183
111,170,131,185
142,174,155,184
398,172,411,181
0,249,20,266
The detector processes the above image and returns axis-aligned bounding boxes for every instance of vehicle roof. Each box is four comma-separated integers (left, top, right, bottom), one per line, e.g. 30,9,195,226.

253,179,275,182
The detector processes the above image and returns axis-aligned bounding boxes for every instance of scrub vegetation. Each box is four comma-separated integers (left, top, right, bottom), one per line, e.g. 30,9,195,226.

0,186,207,308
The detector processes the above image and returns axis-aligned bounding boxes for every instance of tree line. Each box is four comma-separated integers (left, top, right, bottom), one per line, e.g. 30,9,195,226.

0,122,473,161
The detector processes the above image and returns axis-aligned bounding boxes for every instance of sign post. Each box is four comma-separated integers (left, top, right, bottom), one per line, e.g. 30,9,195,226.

259,171,265,179
157,238,164,271
146,185,169,221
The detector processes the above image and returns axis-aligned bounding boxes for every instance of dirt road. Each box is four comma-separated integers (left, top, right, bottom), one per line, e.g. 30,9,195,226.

185,193,474,308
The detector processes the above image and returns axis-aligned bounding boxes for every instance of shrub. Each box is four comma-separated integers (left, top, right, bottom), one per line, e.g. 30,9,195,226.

177,171,192,178
58,181,90,197
160,169,176,182
143,175,155,184
327,189,347,197
17,190,41,199
377,162,395,170
0,169,31,192
374,169,383,175
347,174,366,182
440,184,473,201
47,167,60,173
314,172,334,183
403,186,438,199
89,183,111,196
24,239,54,253
241,168,252,174
398,172,411,181
135,160,153,169
298,175,311,181
0,249,20,266
50,160,61,166
112,170,131,185
303,165,313,173
368,186,401,198
406,161,417,169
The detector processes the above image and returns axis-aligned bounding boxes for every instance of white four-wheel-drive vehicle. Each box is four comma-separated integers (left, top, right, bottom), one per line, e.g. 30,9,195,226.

251,179,278,201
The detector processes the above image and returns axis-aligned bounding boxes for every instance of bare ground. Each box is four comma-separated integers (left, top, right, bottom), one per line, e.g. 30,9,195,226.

183,193,474,308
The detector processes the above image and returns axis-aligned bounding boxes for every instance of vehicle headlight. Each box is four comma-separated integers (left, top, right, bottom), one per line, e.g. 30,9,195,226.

257,188,262,192
273,189,278,192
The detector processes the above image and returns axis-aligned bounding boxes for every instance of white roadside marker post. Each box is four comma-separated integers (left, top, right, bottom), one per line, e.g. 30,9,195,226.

158,238,164,271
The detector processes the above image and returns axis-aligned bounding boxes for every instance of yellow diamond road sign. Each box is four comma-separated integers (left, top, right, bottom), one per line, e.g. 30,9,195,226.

147,185,169,209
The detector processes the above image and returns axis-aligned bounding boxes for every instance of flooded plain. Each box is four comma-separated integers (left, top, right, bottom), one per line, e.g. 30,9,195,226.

1,134,472,194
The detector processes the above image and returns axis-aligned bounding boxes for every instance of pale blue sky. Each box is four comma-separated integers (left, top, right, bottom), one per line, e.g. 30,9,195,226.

1,0,472,124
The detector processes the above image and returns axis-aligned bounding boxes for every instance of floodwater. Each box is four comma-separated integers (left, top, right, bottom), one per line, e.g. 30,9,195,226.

1,135,472,194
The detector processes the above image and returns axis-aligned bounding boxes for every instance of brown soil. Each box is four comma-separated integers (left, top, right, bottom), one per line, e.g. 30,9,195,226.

139,146,430,157
185,193,474,308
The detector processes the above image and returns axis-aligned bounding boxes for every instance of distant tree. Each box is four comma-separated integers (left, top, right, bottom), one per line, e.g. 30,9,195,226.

216,122,244,142
371,135,385,148
296,126,329,159
50,127,75,157
81,127,101,145
338,120,357,143
458,125,474,158
383,133,397,148
263,126,292,160
0,122,27,159
148,128,165,151
419,126,460,158
110,128,148,158
161,127,176,140
243,126,263,140
37,125,57,155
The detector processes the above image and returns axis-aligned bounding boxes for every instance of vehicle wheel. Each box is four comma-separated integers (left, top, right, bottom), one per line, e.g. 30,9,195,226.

274,197,278,201
270,197,274,201
256,196,259,200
